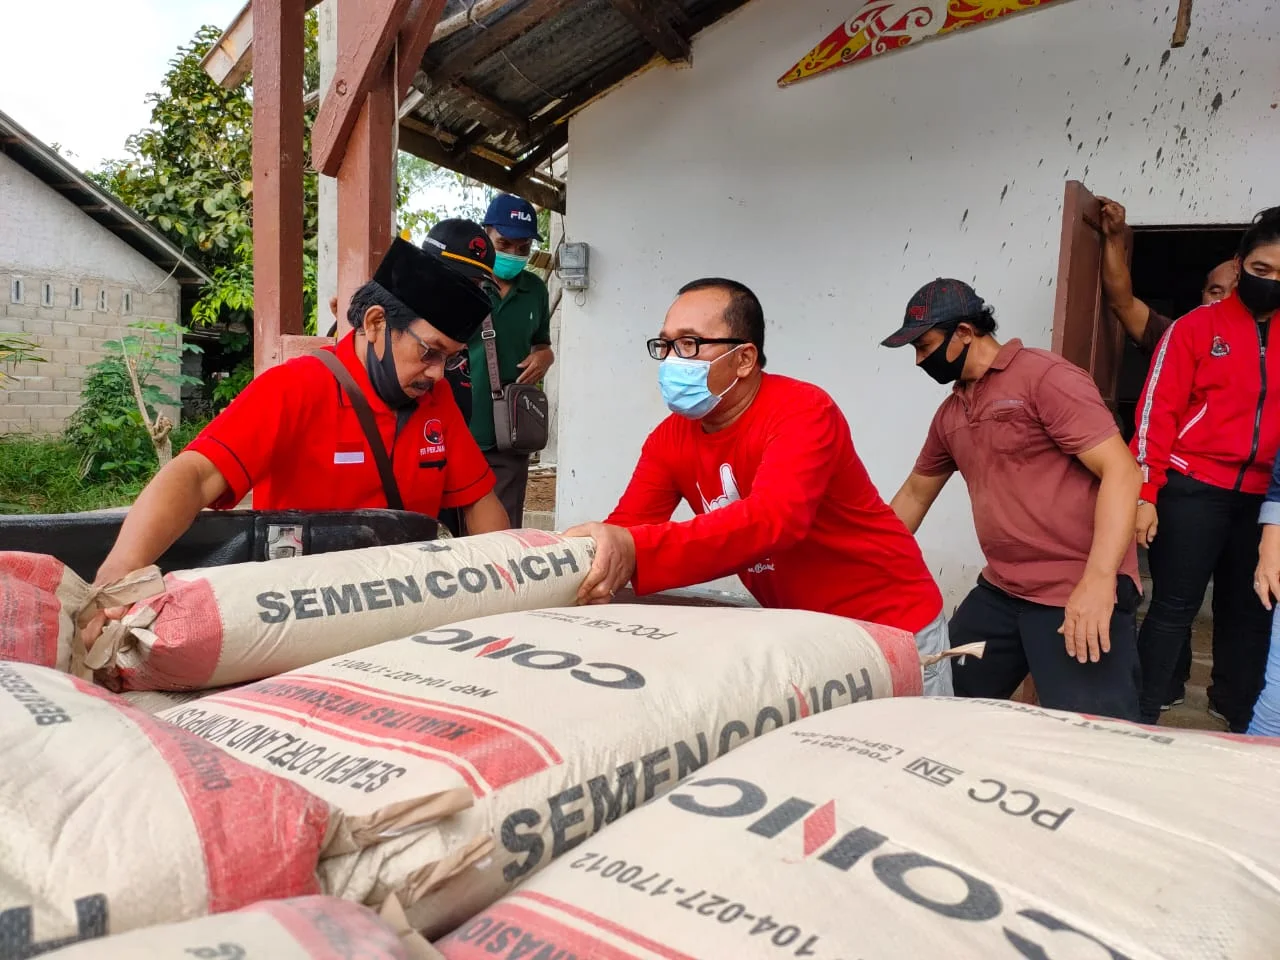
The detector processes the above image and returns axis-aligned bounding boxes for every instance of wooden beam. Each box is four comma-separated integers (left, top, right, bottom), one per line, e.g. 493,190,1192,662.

251,0,307,373
201,0,324,90
312,0,414,177
429,0,573,89
396,0,449,94
449,123,489,159
607,0,690,63
280,334,335,361
202,2,256,89
336,28,397,336
398,123,565,213
452,81,530,136
510,122,568,179
1170,0,1193,47
530,47,659,137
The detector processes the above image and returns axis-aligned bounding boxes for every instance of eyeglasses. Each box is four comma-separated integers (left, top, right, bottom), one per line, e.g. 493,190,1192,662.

401,326,450,367
647,336,748,360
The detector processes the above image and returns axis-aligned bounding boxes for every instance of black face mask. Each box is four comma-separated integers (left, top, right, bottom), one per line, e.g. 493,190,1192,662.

365,325,416,409
1237,269,1280,319
918,327,969,385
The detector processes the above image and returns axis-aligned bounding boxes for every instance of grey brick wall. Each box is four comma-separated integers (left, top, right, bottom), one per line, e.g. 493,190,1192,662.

0,272,181,436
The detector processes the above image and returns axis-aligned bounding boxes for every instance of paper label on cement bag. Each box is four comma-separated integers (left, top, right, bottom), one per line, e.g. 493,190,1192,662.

167,604,923,933
0,662,334,957
436,697,1280,960
41,896,435,960
107,531,594,691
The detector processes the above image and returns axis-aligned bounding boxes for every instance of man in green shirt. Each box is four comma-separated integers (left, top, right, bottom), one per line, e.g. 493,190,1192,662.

470,193,554,527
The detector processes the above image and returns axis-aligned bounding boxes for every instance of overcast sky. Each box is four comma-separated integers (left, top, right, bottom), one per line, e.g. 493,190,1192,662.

2,0,478,229
1,0,245,171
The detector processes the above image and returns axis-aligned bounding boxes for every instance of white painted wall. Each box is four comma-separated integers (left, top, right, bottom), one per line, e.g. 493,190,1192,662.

555,0,1280,607
0,152,175,290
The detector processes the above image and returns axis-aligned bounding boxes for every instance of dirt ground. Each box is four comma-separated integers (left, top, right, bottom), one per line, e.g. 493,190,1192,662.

1158,612,1223,732
526,468,556,513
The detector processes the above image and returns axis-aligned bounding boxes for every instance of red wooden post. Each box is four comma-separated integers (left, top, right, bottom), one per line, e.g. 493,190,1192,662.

251,0,306,374
335,57,396,335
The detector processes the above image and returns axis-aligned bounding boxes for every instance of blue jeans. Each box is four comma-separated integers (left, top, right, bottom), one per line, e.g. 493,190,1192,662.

1247,611,1280,736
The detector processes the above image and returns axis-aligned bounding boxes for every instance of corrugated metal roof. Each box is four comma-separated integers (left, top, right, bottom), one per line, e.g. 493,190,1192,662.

0,108,211,286
400,0,756,211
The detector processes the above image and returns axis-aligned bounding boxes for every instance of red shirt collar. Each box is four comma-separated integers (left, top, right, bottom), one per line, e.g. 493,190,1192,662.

1217,289,1256,325
952,338,1022,396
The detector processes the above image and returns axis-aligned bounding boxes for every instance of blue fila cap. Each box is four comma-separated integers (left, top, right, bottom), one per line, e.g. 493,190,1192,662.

483,193,541,241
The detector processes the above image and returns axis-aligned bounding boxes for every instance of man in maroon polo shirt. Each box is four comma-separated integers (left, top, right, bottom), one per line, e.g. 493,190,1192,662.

883,279,1144,720
93,240,509,587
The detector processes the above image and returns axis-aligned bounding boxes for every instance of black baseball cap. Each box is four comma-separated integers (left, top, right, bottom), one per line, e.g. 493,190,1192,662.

881,278,988,348
422,219,495,282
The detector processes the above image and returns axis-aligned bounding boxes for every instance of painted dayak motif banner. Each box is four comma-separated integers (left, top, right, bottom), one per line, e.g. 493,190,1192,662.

778,0,1064,87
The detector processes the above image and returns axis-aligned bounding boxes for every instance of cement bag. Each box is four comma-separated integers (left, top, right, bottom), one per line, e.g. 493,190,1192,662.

82,530,593,691
436,698,1280,960
0,661,355,957
42,896,441,960
159,604,920,936
120,685,240,715
0,552,161,671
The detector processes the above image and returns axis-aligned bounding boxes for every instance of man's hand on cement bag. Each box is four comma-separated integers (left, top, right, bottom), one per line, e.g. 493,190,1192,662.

79,565,165,651
79,607,126,651
562,522,636,605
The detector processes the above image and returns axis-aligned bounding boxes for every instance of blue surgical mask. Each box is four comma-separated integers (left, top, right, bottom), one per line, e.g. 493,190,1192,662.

493,251,530,281
658,346,743,419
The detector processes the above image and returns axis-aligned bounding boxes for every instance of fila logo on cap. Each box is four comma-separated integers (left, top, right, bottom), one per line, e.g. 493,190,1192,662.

510,209,534,223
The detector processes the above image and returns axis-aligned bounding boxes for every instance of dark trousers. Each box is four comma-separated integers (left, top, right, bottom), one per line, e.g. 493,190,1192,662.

1139,471,1271,731
949,576,1141,722
438,450,531,535
438,507,465,538
485,448,531,529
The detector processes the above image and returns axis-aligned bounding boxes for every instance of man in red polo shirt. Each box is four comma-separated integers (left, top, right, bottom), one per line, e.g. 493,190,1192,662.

93,239,509,586
565,278,951,695
883,279,1143,720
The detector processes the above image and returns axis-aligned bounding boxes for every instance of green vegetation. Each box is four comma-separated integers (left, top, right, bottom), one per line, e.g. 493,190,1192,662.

93,24,321,337
0,321,202,516
0,333,44,385
0,420,207,515
67,321,202,480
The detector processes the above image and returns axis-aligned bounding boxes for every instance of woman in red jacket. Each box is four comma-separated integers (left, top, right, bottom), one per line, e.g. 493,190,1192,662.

1132,207,1280,731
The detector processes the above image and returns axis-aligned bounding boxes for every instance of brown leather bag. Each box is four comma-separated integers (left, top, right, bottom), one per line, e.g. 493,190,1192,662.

480,315,549,455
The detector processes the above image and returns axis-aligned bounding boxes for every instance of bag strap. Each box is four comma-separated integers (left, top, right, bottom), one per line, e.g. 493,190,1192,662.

480,314,502,401
313,351,404,511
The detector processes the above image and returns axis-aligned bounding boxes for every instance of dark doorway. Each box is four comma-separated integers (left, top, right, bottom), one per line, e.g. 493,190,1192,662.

1114,226,1246,442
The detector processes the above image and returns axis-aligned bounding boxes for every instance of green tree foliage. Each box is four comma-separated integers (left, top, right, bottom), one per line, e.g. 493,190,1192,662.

396,153,497,242
95,22,321,334
395,154,553,249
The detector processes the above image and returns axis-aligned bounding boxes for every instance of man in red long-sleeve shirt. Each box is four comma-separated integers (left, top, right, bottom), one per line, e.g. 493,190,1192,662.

565,278,950,694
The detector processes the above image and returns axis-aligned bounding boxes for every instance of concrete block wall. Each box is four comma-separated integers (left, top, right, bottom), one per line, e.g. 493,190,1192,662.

0,272,181,436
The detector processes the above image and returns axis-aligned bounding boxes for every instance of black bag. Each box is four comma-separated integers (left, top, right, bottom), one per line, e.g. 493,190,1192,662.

481,315,549,454
0,509,439,581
